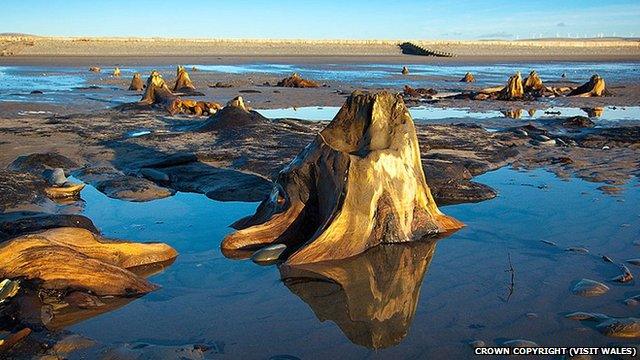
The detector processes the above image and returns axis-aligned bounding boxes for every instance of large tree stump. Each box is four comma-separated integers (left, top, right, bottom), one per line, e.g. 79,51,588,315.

281,239,437,349
497,72,524,100
172,65,196,92
0,227,177,296
128,73,144,91
523,70,544,92
140,70,177,107
222,91,463,265
568,75,611,97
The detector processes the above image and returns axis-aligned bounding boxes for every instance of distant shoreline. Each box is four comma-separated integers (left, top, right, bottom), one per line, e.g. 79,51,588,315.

1,36,638,60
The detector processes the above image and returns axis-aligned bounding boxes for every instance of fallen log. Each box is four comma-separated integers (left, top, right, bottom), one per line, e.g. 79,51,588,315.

0,227,177,296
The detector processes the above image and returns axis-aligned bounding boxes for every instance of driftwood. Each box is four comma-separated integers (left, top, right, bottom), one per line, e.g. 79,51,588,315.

172,65,196,92
222,91,463,265
128,73,144,91
461,72,475,82
0,227,177,296
568,75,611,97
281,239,438,349
277,73,320,88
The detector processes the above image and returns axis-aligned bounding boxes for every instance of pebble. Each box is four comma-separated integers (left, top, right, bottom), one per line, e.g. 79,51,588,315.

565,246,589,254
251,244,287,264
626,259,640,266
503,339,539,347
596,317,640,338
541,239,557,246
526,312,538,319
624,298,639,306
515,129,528,137
571,279,610,297
602,255,614,263
43,168,67,186
565,312,610,321
468,340,485,348
602,145,610,150
611,264,633,283
0,279,19,303
531,134,551,141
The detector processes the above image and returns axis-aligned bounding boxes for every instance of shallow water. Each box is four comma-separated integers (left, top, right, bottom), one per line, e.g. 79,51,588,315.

188,62,640,88
257,105,640,126
1,62,638,104
63,167,640,359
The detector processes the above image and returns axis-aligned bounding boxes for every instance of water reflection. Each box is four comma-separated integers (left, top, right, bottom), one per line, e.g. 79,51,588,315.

582,107,604,118
501,109,523,119
280,239,439,349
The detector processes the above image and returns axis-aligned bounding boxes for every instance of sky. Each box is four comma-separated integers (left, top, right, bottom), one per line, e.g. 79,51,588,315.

1,0,639,40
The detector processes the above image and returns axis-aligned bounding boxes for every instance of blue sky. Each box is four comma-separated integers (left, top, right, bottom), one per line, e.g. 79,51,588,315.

1,0,638,39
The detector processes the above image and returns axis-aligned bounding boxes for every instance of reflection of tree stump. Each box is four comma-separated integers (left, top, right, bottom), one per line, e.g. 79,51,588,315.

568,75,611,97
0,227,177,296
281,239,438,349
128,73,144,91
172,65,196,92
460,72,475,82
222,91,463,265
497,72,524,100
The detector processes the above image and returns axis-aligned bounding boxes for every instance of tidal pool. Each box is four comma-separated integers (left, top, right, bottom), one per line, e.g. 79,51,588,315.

62,167,639,359
257,105,640,125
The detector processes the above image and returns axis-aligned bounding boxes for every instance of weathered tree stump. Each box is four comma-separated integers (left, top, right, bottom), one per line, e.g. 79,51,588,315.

523,70,544,92
113,67,121,77
497,72,524,100
276,73,320,88
222,91,463,265
568,75,611,97
460,72,475,82
172,66,196,92
0,227,177,296
401,66,409,75
128,73,144,91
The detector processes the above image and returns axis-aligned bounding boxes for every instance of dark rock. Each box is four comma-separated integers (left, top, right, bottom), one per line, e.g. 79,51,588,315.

571,279,609,297
9,153,79,174
563,116,595,128
0,212,99,242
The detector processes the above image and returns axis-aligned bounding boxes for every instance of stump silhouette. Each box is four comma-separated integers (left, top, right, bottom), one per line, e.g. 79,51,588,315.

0,227,177,296
569,75,610,97
497,72,524,100
172,65,196,92
128,73,144,91
222,91,463,265
460,72,475,82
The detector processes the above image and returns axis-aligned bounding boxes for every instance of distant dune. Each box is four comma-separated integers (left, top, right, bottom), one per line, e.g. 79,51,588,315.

0,35,638,59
